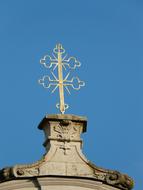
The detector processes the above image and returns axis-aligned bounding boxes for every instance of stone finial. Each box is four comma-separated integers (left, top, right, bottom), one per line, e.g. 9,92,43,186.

0,114,134,190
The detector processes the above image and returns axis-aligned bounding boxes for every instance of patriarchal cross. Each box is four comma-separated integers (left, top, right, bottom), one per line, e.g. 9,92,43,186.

38,44,85,114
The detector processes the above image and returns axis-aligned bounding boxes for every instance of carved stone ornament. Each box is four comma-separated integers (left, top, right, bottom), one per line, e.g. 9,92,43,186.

53,122,79,140
0,114,134,190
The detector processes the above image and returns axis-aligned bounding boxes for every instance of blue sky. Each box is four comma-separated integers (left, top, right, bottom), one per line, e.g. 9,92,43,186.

0,0,142,189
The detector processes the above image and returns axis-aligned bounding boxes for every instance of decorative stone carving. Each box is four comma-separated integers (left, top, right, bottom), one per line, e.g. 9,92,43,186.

54,122,79,140
93,170,134,190
0,114,134,190
105,172,133,190
59,142,71,155
0,167,14,182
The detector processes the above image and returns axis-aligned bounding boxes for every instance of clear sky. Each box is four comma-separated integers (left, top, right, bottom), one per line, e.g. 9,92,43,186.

0,1,142,189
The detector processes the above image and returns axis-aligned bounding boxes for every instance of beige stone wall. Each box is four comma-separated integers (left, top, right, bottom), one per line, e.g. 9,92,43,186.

0,176,119,190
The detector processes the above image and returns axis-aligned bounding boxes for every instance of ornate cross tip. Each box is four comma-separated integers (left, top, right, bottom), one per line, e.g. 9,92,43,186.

38,44,85,114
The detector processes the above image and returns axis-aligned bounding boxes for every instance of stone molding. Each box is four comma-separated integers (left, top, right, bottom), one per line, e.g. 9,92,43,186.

0,176,121,190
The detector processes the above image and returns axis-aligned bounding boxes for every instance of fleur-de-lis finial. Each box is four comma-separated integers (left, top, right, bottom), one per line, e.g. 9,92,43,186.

38,44,85,114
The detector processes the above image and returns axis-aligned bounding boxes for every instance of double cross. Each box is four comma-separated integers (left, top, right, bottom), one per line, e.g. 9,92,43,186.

39,44,85,114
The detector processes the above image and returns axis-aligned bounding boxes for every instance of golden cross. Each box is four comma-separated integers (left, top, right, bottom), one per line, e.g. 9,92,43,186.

57,44,65,114
39,44,85,114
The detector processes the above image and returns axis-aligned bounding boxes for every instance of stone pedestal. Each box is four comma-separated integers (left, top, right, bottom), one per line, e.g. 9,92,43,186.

0,114,134,190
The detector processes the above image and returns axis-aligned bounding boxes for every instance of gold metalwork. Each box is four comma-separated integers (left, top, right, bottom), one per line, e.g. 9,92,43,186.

39,44,85,114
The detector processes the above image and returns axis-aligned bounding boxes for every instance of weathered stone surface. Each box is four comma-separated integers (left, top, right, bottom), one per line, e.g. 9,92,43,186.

0,176,123,190
0,114,134,190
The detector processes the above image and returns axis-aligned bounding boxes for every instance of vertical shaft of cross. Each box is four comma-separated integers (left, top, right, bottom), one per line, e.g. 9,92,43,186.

57,44,65,114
